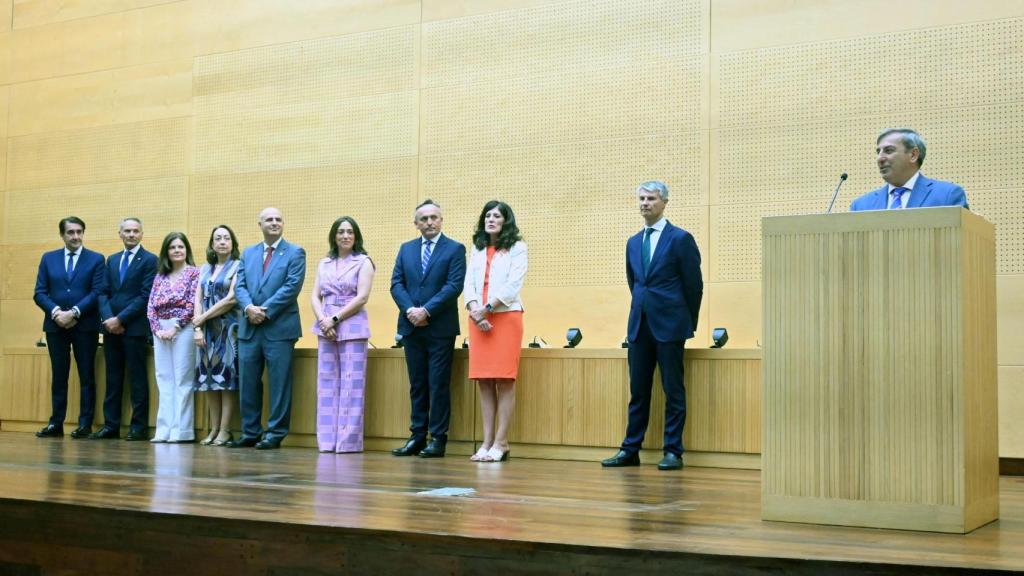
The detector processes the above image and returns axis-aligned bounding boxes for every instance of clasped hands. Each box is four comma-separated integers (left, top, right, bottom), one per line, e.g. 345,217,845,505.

318,314,338,340
52,308,78,330
406,307,429,327
245,304,269,325
469,305,492,332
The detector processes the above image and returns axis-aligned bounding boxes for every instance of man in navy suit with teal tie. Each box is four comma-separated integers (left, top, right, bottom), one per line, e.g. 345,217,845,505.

33,216,107,439
390,199,466,458
228,207,306,450
602,181,703,471
850,128,969,211
93,217,157,441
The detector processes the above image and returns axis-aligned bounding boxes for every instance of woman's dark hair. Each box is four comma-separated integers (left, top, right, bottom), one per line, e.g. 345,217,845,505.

157,232,195,275
327,216,368,259
472,200,522,251
205,224,240,265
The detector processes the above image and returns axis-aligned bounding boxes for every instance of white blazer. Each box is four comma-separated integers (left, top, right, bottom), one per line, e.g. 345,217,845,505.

464,241,527,313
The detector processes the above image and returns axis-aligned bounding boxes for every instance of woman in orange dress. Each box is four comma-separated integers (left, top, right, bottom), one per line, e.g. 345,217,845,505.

464,201,527,462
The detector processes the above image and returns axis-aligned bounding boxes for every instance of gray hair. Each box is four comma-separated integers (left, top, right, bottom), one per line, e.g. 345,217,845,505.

119,217,142,230
636,181,669,200
877,128,926,167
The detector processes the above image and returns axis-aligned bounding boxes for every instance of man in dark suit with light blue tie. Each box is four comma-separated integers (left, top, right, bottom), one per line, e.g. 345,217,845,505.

33,216,107,439
390,199,466,458
850,128,969,211
228,207,306,450
92,217,157,441
602,181,703,471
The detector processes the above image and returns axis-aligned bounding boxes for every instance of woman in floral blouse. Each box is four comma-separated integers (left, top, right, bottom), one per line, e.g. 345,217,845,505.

147,232,200,443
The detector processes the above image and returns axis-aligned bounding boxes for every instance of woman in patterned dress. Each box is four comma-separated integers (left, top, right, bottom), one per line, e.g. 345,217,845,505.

310,216,375,453
147,232,200,443
192,225,241,446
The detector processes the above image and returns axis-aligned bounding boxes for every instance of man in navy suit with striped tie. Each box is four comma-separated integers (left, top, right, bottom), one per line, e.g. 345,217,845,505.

602,181,703,471
390,199,466,458
33,216,107,439
93,217,157,441
850,128,969,212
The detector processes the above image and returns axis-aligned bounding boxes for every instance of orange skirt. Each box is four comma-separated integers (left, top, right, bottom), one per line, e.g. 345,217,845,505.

468,311,523,380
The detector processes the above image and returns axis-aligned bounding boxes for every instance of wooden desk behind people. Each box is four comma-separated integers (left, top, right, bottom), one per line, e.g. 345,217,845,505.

0,347,761,467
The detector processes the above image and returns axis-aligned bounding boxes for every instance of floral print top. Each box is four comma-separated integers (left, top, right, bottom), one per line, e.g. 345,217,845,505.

146,266,199,334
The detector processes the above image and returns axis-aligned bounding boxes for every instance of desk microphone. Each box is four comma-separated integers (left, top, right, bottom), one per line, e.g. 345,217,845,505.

826,172,848,214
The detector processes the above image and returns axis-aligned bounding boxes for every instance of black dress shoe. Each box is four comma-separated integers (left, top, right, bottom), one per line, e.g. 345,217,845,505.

35,424,63,438
88,427,119,440
124,429,148,442
70,427,92,439
657,453,684,471
601,450,640,467
226,437,260,448
255,439,281,450
391,437,427,457
418,438,446,458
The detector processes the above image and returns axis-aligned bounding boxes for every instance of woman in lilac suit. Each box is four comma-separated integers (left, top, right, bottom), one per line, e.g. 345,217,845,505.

310,217,375,453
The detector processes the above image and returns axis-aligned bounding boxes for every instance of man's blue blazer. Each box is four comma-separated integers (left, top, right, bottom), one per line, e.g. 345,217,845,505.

390,234,466,338
235,239,306,341
626,222,703,343
34,247,106,333
98,247,157,337
850,174,968,211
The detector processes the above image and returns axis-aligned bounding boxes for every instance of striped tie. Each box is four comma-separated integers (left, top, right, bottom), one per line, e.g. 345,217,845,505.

890,187,908,209
421,240,433,274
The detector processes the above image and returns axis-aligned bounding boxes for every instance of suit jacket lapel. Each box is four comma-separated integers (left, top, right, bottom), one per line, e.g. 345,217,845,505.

258,240,287,292
907,175,930,208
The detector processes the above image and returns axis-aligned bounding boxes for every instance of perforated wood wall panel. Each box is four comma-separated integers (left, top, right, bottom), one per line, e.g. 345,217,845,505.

193,26,418,175
7,117,190,190
421,0,705,88
715,18,1024,280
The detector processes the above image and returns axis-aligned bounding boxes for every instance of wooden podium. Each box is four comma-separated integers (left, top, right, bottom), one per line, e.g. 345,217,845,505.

760,207,998,533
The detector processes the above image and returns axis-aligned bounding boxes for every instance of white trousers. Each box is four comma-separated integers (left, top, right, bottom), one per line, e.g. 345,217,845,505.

153,319,195,441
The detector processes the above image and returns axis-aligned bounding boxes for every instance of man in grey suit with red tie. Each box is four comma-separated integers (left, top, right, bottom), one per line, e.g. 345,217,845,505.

602,181,703,471
850,128,969,211
33,216,107,439
390,199,466,458
92,217,157,441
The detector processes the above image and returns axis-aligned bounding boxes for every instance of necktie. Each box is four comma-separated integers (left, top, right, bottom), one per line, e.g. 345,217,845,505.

262,246,275,272
890,187,908,209
641,227,655,276
421,240,433,274
66,252,74,279
119,251,131,283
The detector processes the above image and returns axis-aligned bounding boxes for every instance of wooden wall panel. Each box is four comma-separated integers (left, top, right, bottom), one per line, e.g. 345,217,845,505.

8,59,193,137
7,118,191,190
0,0,11,31
9,1,193,83
191,0,420,57
711,0,1024,52
999,366,1024,459
13,0,178,29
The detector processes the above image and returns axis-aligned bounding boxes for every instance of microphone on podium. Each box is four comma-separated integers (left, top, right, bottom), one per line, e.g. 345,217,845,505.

826,172,849,214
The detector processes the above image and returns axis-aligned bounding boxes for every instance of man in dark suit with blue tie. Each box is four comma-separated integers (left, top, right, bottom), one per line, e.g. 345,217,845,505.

92,217,157,441
850,128,969,211
228,207,306,450
33,216,107,439
390,199,466,458
602,181,703,471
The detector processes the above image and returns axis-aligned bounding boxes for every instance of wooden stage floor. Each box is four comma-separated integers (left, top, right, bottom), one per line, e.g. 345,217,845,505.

0,432,1021,575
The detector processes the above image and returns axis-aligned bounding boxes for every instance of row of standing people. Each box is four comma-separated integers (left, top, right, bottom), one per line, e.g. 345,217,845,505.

31,200,531,462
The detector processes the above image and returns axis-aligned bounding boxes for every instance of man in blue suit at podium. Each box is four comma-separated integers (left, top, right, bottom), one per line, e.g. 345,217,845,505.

33,216,106,439
602,181,703,471
850,128,969,211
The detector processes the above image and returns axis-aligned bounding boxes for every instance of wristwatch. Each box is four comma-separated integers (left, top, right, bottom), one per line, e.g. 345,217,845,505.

485,303,493,313
331,314,340,324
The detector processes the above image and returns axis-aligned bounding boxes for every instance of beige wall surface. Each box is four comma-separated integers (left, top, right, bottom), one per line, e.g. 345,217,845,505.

1,0,1022,454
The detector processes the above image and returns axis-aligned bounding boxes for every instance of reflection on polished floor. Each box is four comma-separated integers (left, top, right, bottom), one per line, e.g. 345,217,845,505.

0,432,1021,575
